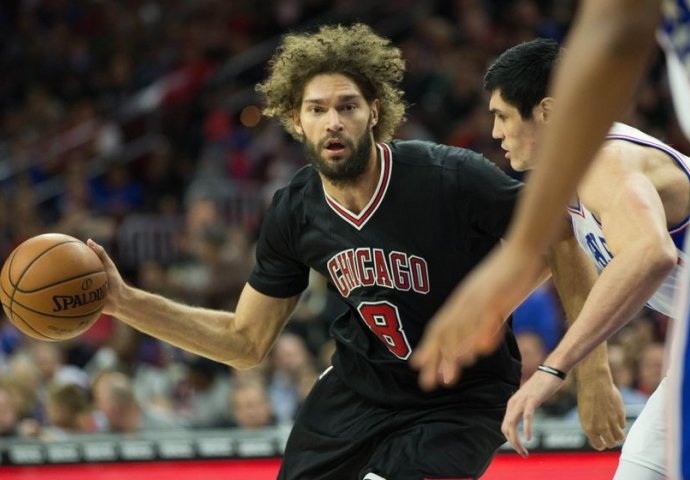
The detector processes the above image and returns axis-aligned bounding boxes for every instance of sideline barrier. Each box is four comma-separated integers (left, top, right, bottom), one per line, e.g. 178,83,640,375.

0,453,621,480
0,421,622,479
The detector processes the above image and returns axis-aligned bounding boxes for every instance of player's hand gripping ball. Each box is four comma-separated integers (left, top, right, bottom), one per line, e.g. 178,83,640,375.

0,233,108,341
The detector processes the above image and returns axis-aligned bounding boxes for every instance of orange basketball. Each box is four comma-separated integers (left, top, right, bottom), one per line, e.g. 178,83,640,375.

0,233,107,341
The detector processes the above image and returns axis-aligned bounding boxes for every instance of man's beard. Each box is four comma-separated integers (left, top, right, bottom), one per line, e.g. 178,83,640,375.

303,127,373,186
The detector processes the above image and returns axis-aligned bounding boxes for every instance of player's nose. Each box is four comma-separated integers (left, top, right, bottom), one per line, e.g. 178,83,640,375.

491,121,503,140
325,109,344,132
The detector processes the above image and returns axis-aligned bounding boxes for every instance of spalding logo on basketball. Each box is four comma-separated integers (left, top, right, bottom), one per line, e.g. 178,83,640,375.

0,233,108,341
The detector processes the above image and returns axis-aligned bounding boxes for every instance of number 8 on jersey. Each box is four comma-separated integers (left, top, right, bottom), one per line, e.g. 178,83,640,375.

357,301,412,359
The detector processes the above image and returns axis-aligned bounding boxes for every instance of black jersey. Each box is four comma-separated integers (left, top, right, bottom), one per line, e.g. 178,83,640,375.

249,140,522,407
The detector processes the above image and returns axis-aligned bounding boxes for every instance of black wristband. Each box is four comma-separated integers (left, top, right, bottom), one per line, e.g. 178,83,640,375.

537,364,567,380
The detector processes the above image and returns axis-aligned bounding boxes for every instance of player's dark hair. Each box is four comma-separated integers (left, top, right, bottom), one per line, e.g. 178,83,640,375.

484,38,563,119
256,23,406,142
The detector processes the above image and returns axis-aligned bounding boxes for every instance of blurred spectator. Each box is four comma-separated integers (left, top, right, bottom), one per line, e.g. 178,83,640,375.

52,155,117,244
267,333,317,423
288,271,348,356
516,331,547,386
636,342,665,397
138,138,187,215
85,323,143,376
42,382,100,439
5,352,41,420
9,179,46,244
85,322,179,414
0,317,22,361
608,344,648,416
89,164,143,218
0,382,20,437
512,283,564,351
84,321,162,377
92,371,180,433
173,356,232,428
30,342,90,393
612,312,664,377
230,377,276,430
167,222,252,309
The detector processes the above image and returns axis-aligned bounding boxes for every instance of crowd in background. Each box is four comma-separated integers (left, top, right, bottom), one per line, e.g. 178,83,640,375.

0,0,683,439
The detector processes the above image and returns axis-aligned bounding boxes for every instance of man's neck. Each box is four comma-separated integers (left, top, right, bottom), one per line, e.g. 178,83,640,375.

321,145,380,215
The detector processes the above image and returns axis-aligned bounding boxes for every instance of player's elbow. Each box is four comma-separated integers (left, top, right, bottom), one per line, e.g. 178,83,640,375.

231,356,263,370
215,320,269,369
239,343,271,370
643,238,677,280
222,336,266,369
224,346,265,370
229,327,273,370
657,244,678,276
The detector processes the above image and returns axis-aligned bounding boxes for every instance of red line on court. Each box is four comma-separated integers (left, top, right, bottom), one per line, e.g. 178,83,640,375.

0,452,619,480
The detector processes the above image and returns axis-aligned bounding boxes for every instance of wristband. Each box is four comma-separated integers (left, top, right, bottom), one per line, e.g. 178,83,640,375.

537,364,567,380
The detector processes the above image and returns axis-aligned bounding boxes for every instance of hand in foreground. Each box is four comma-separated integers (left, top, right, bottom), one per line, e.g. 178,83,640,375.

87,239,125,316
411,244,543,390
576,376,626,450
501,371,565,457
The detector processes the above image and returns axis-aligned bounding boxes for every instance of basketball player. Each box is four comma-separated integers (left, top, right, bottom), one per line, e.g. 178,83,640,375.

88,23,557,479
414,35,689,479
413,1,690,479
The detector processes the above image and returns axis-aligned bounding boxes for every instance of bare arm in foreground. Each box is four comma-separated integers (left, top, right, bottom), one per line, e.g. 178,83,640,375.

88,240,299,370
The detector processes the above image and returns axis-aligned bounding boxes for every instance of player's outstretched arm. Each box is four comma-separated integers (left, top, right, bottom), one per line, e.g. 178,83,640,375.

502,157,676,455
547,225,626,450
87,239,299,369
542,155,676,375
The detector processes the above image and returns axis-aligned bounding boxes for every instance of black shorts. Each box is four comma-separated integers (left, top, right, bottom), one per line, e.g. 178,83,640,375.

278,367,507,480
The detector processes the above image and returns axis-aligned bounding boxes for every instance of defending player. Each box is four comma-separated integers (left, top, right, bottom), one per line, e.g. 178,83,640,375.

418,38,688,479
413,2,690,478
89,23,537,479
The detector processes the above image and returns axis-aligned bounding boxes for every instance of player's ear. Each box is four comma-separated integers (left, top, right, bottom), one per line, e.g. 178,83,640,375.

369,99,380,129
538,97,554,123
292,108,304,136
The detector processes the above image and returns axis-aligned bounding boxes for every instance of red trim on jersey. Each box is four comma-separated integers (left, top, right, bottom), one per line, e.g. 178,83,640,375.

567,198,585,218
324,143,392,230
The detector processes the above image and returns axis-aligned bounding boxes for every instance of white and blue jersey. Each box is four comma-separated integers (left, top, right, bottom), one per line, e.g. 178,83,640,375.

567,121,690,478
567,122,690,317
661,1,690,478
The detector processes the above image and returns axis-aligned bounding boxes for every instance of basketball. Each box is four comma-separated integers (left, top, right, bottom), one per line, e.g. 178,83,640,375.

0,233,108,341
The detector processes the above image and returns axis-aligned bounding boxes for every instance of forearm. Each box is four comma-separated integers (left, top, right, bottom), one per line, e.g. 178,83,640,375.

87,239,295,369
547,248,672,372
548,241,612,380
112,285,257,368
574,344,614,386
508,0,659,254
